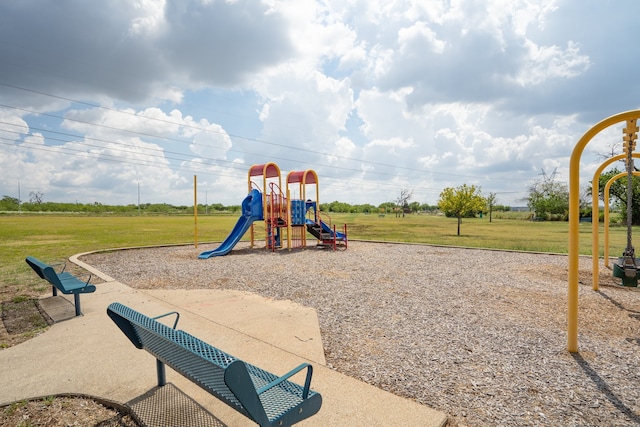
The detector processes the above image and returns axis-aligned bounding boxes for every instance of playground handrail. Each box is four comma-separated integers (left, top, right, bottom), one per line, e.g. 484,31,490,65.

267,182,287,251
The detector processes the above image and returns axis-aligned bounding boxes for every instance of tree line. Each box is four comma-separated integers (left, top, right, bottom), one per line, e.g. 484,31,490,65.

0,194,510,216
0,196,240,215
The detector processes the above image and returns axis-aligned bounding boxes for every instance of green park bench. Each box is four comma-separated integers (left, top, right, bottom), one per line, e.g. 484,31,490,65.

25,256,96,316
106,302,323,427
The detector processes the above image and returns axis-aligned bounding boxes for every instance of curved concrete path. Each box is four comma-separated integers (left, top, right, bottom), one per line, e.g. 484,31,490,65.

0,253,448,427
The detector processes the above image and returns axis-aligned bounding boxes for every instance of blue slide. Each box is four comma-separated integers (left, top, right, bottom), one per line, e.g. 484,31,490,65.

199,189,263,258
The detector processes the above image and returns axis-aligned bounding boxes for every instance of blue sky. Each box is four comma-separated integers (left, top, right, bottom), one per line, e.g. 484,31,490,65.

1,0,639,207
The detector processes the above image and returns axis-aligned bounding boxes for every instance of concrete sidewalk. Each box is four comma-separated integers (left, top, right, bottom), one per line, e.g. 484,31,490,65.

0,257,448,427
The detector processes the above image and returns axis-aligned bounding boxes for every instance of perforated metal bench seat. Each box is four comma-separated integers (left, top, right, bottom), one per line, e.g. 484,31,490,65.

107,302,322,427
26,256,96,316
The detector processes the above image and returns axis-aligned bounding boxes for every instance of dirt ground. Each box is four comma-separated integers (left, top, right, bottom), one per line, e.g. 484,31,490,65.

1,298,51,346
0,396,139,427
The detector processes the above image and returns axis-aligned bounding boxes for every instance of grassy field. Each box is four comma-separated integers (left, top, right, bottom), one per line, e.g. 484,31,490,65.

334,212,631,254
0,212,635,298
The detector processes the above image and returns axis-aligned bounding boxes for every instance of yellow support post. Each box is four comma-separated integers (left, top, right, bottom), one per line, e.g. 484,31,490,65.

568,110,640,353
194,175,198,248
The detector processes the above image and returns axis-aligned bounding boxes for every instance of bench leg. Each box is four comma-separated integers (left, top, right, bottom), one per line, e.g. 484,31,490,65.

52,285,58,297
156,359,166,386
73,294,82,316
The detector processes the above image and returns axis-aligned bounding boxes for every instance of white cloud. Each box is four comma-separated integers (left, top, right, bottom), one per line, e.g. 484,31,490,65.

514,40,591,85
0,0,295,107
250,63,355,173
398,21,446,54
128,0,166,37
188,123,234,159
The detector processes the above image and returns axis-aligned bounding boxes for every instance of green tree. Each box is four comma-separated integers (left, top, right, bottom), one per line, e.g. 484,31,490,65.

378,202,395,215
354,203,377,214
438,184,486,235
0,196,20,211
409,201,421,213
595,167,640,225
421,203,438,213
321,200,351,213
526,171,569,220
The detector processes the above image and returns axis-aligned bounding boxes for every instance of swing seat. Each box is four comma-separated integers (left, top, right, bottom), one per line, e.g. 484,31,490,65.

613,258,640,287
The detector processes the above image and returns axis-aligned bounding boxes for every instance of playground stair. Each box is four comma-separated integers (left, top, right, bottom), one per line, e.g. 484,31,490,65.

306,222,328,240
305,223,335,245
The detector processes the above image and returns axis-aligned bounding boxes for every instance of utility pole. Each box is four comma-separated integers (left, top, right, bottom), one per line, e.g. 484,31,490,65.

18,179,21,214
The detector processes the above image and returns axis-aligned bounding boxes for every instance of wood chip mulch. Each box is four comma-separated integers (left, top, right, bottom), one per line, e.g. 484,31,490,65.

82,241,640,426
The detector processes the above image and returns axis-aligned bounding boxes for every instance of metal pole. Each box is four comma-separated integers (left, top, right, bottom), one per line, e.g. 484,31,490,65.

156,359,166,386
194,175,198,248
626,151,634,258
621,120,638,269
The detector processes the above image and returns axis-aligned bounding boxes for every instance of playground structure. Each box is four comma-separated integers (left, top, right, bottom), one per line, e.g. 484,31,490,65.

199,162,347,259
568,110,640,352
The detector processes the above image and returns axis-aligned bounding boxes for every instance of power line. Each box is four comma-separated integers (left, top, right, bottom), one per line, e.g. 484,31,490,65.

4,135,522,202
2,113,535,191
0,82,534,182
0,119,436,186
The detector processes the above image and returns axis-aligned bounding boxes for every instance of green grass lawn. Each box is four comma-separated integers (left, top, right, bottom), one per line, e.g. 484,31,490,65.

0,214,238,295
333,212,632,254
0,213,635,298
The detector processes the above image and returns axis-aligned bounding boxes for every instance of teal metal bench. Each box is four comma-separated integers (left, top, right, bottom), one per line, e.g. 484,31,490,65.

25,256,96,316
107,302,323,427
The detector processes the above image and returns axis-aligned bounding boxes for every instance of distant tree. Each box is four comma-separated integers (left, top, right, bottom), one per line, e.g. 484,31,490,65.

29,191,44,204
595,141,622,161
486,192,498,223
321,200,351,213
421,203,439,213
438,184,486,235
395,189,413,217
526,170,569,220
355,203,377,214
409,201,421,213
0,195,20,211
378,202,395,214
